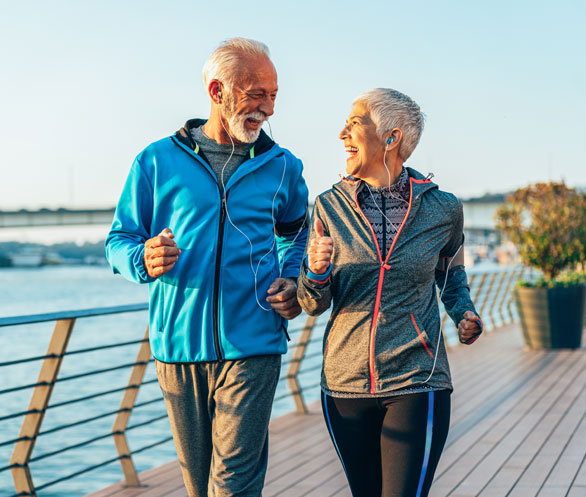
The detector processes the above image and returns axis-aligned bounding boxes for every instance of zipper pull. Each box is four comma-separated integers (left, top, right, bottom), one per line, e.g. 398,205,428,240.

220,197,227,223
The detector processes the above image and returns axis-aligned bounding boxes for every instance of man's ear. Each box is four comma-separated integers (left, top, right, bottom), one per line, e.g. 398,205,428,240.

208,80,223,104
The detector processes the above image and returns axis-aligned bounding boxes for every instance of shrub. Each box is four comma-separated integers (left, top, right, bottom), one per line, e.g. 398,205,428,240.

495,182,586,284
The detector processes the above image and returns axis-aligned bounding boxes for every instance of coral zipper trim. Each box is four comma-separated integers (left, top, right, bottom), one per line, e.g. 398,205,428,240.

353,179,415,393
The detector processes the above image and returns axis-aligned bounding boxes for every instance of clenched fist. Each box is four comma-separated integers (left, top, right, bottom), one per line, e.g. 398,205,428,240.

458,310,482,344
143,228,181,278
307,218,333,275
266,278,302,320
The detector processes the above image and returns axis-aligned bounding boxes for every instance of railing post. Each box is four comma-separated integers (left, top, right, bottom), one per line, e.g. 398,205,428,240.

471,273,488,304
10,318,76,496
287,315,317,414
497,268,518,325
488,270,508,330
478,272,499,327
111,325,151,487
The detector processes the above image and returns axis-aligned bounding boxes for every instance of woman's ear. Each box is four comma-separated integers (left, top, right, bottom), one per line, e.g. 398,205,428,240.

385,128,403,149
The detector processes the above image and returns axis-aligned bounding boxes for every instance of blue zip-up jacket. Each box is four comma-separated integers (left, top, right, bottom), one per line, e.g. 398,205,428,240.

105,119,309,363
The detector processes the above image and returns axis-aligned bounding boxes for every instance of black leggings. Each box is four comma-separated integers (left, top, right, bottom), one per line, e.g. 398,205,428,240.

321,390,451,497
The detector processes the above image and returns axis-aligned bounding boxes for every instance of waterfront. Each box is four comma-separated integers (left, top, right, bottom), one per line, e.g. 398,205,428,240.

0,262,513,496
0,266,322,496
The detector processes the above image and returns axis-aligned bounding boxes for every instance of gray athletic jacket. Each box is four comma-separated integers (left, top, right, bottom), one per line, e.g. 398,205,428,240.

297,167,481,396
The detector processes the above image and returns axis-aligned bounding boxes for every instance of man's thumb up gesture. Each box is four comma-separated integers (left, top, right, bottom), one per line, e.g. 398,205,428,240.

307,218,333,275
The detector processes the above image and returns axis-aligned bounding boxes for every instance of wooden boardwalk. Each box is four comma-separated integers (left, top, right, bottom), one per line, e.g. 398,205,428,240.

87,323,586,497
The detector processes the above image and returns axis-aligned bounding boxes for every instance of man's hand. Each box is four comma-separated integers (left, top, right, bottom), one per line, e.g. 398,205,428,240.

143,228,181,278
266,278,302,320
458,310,482,344
307,218,333,275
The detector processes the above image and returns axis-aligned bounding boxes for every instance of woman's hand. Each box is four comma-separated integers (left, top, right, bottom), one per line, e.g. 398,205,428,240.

458,311,482,344
307,218,333,275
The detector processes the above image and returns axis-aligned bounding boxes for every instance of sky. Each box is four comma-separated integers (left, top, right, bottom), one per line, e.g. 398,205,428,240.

1,0,585,215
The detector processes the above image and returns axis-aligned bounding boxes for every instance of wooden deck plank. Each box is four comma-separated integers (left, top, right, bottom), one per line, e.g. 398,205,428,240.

572,454,586,487
539,391,586,492
431,350,565,489
477,353,586,497
86,324,586,497
504,355,586,497
456,351,586,497
430,351,578,497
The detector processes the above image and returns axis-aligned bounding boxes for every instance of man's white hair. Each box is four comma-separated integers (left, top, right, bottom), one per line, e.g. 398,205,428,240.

203,38,271,91
354,88,425,160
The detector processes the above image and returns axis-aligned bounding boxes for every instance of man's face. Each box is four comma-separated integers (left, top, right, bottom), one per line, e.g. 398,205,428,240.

222,55,278,143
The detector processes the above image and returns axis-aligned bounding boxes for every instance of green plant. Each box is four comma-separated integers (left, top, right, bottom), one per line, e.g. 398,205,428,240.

517,270,586,288
495,182,586,284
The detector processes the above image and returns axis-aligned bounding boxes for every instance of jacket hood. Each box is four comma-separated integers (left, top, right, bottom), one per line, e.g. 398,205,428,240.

175,118,276,156
332,166,439,205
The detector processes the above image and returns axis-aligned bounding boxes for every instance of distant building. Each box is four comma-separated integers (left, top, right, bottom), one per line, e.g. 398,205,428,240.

462,193,506,244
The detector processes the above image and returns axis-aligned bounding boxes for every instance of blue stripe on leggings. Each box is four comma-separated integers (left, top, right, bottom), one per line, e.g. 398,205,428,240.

416,391,435,497
322,392,350,480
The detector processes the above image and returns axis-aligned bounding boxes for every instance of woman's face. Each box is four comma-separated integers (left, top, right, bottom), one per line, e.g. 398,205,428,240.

339,101,385,179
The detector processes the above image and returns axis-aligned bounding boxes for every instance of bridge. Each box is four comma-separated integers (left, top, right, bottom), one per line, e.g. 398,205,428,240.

0,195,505,231
0,208,115,229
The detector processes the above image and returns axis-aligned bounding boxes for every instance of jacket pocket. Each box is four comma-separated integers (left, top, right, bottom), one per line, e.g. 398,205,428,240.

281,322,291,342
410,313,434,358
156,284,167,333
323,308,346,358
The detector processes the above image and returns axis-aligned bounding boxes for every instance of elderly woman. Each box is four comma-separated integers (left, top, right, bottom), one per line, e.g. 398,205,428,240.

297,88,482,497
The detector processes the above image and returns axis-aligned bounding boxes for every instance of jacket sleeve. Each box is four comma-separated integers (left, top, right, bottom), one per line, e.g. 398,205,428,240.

275,157,310,279
435,265,481,332
435,199,482,335
297,201,332,316
104,157,155,284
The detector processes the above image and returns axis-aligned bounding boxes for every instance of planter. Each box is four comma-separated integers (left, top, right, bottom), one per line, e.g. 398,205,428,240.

514,285,586,349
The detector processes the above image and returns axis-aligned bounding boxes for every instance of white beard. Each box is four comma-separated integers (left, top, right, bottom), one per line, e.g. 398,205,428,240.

227,113,265,143
222,95,267,143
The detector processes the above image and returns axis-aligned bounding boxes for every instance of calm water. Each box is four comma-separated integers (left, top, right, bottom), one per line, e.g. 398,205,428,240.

0,266,325,497
0,262,507,496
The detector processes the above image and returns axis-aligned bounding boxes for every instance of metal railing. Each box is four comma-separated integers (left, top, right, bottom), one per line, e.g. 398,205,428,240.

439,265,526,344
0,266,525,496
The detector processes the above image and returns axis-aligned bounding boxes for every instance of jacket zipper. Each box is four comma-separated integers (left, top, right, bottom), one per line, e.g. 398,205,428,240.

170,136,282,361
353,179,415,393
212,196,227,361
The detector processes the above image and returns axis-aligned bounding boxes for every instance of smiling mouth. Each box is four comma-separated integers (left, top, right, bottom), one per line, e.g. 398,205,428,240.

246,117,262,127
345,146,358,158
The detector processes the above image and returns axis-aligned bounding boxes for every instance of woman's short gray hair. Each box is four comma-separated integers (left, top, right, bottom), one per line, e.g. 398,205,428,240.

203,38,271,91
354,88,425,160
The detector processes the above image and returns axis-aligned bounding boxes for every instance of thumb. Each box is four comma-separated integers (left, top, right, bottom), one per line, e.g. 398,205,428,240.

267,279,284,294
159,228,175,239
464,310,479,321
314,218,325,238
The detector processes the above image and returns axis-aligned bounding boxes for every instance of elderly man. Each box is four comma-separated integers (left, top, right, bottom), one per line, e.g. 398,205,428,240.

105,38,309,497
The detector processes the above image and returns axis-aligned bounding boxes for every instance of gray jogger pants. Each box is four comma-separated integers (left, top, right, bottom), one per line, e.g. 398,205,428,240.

155,355,281,497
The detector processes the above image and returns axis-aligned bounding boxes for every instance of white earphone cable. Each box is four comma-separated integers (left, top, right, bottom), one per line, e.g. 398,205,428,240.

419,242,463,385
218,118,305,311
